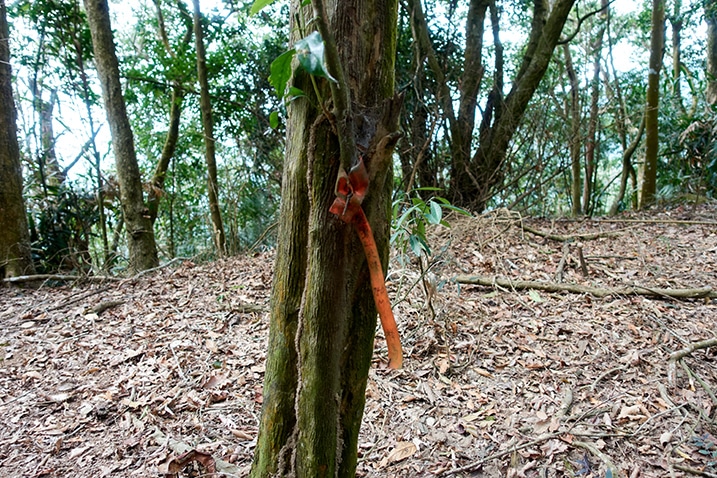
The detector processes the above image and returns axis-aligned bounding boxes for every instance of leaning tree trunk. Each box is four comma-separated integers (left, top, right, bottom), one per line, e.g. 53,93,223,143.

192,0,226,255
467,0,576,212
250,0,401,476
83,0,159,272
0,0,34,278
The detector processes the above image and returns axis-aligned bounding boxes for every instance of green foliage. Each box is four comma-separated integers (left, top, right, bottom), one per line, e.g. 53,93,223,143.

294,31,336,83
391,188,469,259
269,49,295,97
28,186,97,274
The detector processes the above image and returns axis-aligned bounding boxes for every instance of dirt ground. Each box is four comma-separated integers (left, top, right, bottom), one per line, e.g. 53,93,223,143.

2,202,717,477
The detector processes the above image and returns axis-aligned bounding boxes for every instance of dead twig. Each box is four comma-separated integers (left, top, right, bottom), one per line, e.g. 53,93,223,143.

674,464,717,477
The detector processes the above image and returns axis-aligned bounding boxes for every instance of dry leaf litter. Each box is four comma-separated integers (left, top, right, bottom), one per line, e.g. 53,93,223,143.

1,202,717,477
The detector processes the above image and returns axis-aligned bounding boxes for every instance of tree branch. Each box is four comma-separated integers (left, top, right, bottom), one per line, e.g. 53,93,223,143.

558,0,616,45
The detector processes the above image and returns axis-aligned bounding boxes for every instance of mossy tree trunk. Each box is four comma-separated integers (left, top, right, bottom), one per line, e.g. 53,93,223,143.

83,0,159,273
640,0,665,208
0,0,34,278
250,0,400,476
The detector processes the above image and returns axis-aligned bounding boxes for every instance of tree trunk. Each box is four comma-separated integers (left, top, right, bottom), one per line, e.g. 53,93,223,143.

147,0,191,226
192,0,226,256
563,43,582,216
148,83,183,224
250,0,401,476
83,0,159,272
467,0,576,211
640,0,665,208
0,0,34,278
670,0,685,113
707,1,717,106
582,0,607,216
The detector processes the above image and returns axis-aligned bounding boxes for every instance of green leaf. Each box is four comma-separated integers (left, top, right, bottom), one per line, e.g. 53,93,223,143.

269,49,295,98
249,0,276,15
409,234,431,257
287,86,306,101
295,32,337,83
269,111,279,129
425,200,442,225
528,290,544,303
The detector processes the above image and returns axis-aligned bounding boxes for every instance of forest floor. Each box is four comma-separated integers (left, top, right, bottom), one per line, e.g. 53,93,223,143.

2,202,717,478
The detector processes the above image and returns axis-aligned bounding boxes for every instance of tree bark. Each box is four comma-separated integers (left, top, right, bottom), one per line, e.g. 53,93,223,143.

250,0,401,475
0,0,34,278
562,44,582,216
707,1,717,106
192,0,226,255
640,0,665,209
83,0,159,273
582,0,607,216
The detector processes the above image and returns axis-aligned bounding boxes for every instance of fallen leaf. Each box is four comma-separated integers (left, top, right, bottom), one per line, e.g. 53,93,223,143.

383,441,417,466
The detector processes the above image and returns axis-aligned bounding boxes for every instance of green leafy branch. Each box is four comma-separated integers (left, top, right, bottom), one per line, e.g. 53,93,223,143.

391,188,469,258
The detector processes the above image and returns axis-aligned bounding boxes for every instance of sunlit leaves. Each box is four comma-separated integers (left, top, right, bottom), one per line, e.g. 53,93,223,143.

249,0,278,16
269,49,295,97
294,31,337,83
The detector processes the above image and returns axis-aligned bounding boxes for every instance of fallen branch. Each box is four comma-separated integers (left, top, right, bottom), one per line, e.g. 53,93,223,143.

439,432,563,476
568,218,717,226
521,224,628,242
453,275,717,299
2,274,121,284
669,338,717,362
674,464,717,477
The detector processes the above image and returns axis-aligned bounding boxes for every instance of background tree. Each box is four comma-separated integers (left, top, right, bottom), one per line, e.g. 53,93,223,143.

707,0,717,106
83,0,159,272
640,0,665,208
0,0,34,278
192,0,226,255
250,0,401,475
405,0,577,211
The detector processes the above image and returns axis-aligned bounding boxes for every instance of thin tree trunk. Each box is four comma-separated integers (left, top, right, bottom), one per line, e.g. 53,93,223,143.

670,0,685,114
147,0,191,226
563,44,582,216
582,0,606,216
83,0,159,272
640,0,665,208
192,0,226,256
609,114,645,215
0,0,34,278
707,1,717,105
148,83,183,224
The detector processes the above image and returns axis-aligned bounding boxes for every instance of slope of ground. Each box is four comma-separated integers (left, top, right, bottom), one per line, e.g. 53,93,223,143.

1,202,716,477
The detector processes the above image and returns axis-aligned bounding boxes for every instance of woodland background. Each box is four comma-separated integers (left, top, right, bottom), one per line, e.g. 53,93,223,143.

0,0,715,275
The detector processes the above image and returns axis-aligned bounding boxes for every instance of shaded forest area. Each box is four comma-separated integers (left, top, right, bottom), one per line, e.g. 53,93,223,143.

2,0,717,476
1,203,717,477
